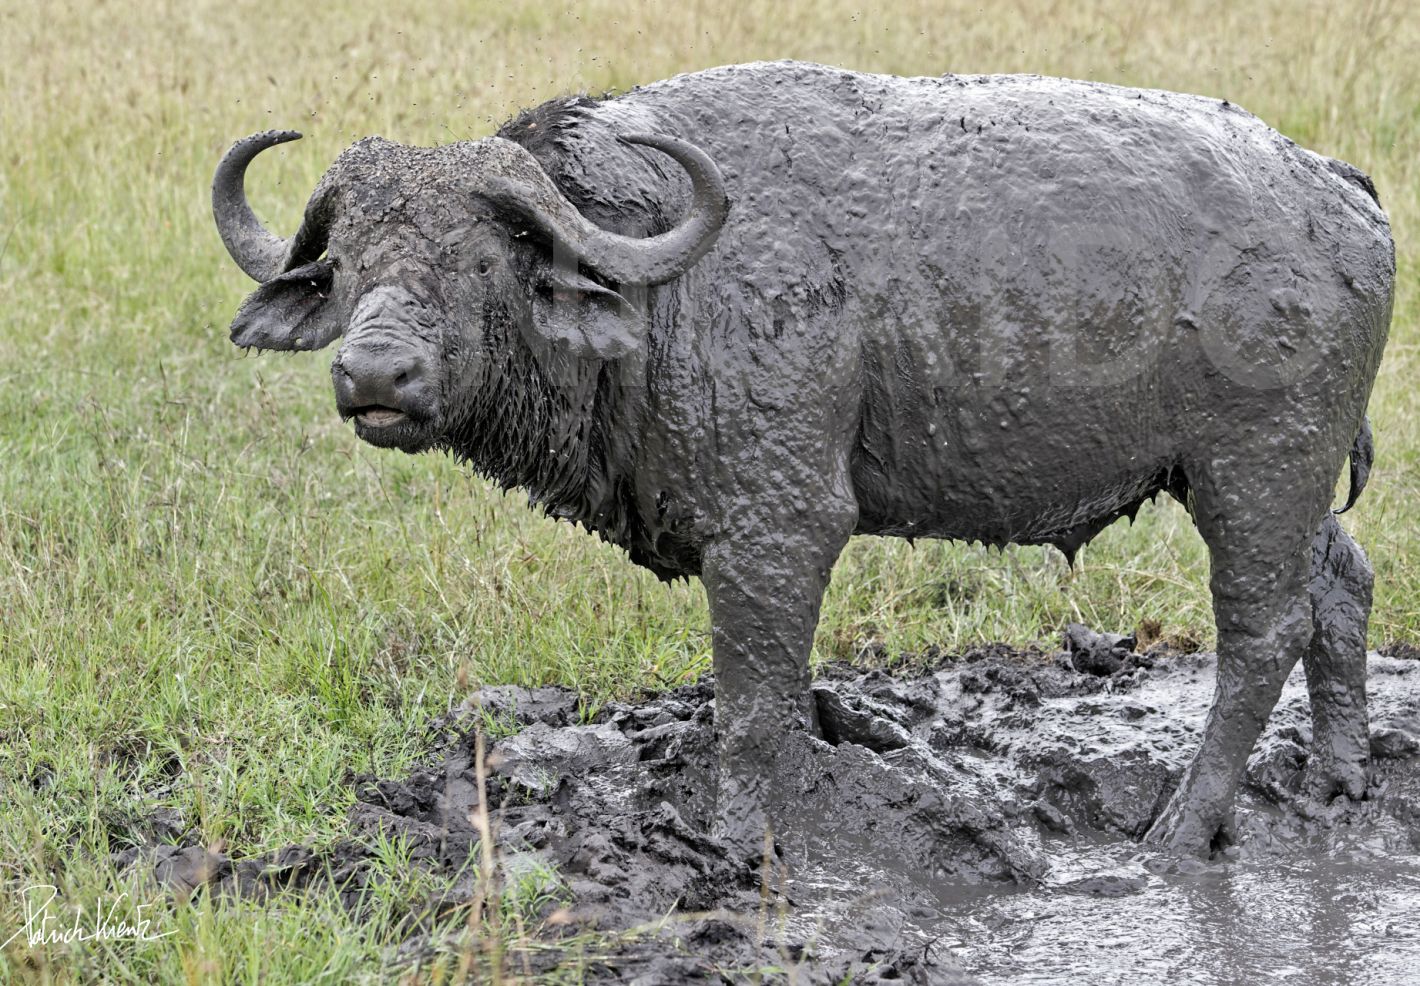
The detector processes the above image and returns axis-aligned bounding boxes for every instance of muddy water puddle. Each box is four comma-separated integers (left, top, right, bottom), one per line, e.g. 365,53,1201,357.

785,842,1420,985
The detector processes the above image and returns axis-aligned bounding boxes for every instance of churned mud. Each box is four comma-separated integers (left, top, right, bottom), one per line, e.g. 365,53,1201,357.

119,630,1420,984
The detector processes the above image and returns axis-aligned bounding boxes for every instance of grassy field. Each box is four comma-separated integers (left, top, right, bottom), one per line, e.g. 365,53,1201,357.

0,0,1415,980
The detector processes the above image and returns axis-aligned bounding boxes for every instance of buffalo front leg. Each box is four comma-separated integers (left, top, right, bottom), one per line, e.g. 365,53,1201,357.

700,508,855,854
1302,512,1374,802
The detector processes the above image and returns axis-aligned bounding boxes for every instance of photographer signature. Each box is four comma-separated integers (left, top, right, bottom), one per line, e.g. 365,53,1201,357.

2,885,172,948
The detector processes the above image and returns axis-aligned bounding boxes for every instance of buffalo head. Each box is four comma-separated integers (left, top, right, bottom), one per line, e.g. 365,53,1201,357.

212,130,727,452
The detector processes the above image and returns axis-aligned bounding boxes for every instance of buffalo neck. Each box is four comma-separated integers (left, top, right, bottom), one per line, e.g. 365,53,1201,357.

444,325,641,545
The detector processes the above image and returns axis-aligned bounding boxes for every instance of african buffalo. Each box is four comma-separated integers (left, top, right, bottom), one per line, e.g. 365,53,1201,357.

213,61,1393,855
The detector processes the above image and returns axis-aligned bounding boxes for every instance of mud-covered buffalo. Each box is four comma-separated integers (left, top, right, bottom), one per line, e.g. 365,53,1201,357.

213,60,1394,857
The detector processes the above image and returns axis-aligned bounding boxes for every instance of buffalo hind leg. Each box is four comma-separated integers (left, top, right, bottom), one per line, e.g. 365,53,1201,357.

1302,512,1373,802
1146,457,1325,854
700,501,855,857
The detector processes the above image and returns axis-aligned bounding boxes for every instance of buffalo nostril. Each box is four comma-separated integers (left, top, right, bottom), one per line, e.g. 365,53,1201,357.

394,370,410,386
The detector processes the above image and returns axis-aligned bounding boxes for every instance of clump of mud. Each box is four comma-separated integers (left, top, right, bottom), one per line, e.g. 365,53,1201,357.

118,629,1420,984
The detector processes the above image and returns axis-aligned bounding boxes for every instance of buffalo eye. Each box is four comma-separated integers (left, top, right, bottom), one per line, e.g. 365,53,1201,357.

477,258,494,276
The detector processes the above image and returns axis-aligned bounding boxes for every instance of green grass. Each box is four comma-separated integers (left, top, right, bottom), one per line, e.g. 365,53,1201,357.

0,0,1416,981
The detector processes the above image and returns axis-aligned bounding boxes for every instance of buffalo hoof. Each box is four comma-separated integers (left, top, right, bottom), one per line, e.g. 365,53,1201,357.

711,768,784,869
1304,752,1371,804
1143,796,1234,857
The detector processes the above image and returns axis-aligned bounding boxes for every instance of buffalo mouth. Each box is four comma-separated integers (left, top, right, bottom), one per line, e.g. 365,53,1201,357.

351,405,408,428
342,403,436,452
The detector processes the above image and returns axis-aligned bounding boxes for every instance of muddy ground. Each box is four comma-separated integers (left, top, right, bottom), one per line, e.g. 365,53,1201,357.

119,629,1420,984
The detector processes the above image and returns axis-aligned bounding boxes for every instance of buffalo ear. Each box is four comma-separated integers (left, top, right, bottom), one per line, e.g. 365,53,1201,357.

528,266,645,361
230,261,344,352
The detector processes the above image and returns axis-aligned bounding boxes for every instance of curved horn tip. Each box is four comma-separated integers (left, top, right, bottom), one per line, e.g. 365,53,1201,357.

245,129,303,147
213,130,310,283
216,130,304,172
616,132,727,200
